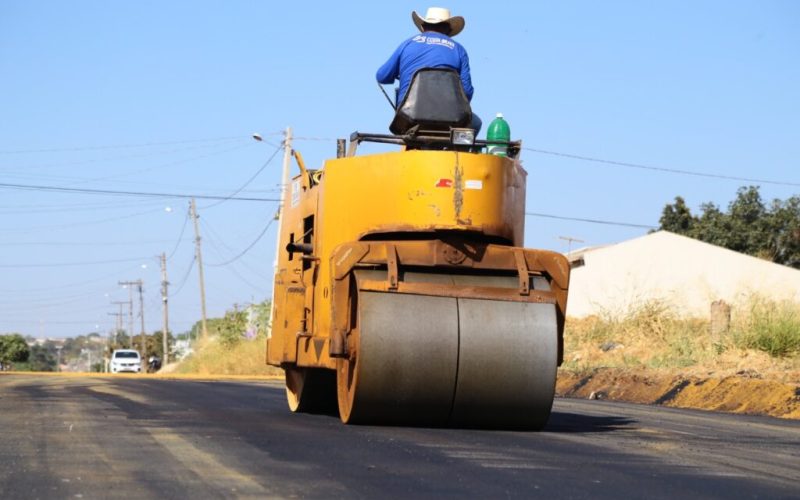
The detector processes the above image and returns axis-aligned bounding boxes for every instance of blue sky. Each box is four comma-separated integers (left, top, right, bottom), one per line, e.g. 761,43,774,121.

1,1,798,338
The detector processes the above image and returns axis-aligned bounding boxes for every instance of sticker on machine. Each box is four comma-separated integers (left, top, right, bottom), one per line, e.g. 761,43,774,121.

291,179,301,207
435,178,453,188
465,180,483,190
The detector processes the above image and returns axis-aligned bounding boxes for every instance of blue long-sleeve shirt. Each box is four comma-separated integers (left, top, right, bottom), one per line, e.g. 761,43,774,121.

376,32,474,106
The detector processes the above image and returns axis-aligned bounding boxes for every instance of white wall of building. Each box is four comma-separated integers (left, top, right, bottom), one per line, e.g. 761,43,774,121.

567,231,800,318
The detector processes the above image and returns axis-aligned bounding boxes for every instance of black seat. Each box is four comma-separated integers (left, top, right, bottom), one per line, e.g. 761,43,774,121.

389,68,473,135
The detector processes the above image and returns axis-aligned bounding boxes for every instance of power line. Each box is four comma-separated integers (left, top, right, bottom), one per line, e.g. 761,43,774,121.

0,294,110,311
200,219,271,290
0,239,190,247
0,319,118,326
74,143,255,185
0,263,143,293
1,207,168,233
522,147,800,187
222,261,268,293
0,181,279,201
0,141,251,172
0,198,168,214
200,143,283,209
293,136,337,142
251,138,282,148
525,211,656,229
0,287,118,305
0,256,151,268
206,212,277,267
0,135,249,155
200,219,243,263
227,254,272,282
170,257,196,297
167,210,191,260
201,219,273,282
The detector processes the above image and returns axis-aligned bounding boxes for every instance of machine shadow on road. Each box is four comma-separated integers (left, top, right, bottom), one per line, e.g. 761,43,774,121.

273,408,635,434
53,379,634,436
544,411,635,433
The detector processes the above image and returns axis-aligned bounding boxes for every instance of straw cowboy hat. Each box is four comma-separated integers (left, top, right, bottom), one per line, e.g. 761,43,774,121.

412,7,465,37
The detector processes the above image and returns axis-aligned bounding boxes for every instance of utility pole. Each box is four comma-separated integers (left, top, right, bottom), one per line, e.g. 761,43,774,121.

105,313,121,374
138,281,146,355
107,310,122,368
119,280,145,354
124,284,134,345
111,301,127,336
107,312,123,336
160,252,170,365
268,126,292,338
190,198,208,340
558,236,585,256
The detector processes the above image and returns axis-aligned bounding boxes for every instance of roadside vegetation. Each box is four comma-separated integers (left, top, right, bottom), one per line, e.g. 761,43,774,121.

172,294,800,382
732,298,800,358
171,301,281,377
558,184,800,418
172,335,282,376
0,333,29,370
562,297,800,382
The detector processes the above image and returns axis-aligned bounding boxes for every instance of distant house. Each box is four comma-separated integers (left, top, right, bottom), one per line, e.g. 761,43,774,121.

173,339,194,360
565,230,800,318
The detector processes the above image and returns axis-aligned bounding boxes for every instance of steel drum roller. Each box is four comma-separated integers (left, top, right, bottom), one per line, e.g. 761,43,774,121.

337,271,558,428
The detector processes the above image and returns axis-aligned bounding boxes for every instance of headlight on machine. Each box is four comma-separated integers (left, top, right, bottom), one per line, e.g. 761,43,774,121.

450,128,475,146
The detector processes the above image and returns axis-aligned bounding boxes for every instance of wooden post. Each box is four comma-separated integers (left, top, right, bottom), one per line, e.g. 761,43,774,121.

710,300,731,338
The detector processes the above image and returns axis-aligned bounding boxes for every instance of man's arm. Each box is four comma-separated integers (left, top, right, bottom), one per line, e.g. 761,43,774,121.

376,41,406,84
459,46,474,101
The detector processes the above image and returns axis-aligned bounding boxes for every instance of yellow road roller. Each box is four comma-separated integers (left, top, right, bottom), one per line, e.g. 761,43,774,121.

267,69,570,429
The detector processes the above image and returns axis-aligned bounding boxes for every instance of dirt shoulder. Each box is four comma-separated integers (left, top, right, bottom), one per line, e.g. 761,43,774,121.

557,368,800,420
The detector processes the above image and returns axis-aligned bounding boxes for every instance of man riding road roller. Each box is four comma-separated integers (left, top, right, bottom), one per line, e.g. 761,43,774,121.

377,7,482,133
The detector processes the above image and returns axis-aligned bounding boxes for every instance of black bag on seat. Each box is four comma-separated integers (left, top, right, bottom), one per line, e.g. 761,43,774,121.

389,68,473,135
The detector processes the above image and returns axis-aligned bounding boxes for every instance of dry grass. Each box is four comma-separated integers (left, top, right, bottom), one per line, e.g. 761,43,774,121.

731,297,800,358
563,298,800,383
174,336,283,377
172,297,800,384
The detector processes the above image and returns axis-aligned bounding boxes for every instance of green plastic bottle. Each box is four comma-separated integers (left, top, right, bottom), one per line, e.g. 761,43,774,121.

486,113,510,156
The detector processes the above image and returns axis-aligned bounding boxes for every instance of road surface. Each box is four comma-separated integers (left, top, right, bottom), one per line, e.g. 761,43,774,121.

0,374,797,499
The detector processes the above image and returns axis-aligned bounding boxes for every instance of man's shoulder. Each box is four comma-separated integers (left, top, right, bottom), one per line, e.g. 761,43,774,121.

404,33,429,44
406,32,458,50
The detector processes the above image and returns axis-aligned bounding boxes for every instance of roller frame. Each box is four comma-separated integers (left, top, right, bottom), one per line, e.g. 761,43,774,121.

329,239,569,363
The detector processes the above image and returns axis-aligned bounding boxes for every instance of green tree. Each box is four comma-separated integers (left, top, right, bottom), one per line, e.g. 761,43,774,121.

659,186,800,268
659,196,694,233
59,334,104,369
0,334,31,370
107,330,132,356
143,330,174,359
693,202,732,249
249,300,272,338
727,186,769,255
61,335,85,360
218,310,248,348
188,317,224,342
16,344,57,372
765,196,800,267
